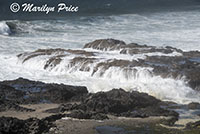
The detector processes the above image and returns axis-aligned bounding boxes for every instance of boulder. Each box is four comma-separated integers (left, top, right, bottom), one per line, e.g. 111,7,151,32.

78,89,162,114
59,89,178,121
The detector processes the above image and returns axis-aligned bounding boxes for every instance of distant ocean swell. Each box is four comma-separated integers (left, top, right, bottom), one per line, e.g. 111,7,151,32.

1,10,200,51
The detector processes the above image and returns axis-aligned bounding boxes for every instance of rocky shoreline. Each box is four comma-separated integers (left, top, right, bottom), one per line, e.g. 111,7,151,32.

17,39,200,93
1,39,200,133
0,77,200,134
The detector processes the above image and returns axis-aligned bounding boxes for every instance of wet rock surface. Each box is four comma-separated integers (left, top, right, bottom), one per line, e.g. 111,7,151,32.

17,39,200,91
187,102,200,110
0,78,88,105
76,89,161,115
17,48,96,70
84,39,126,51
51,89,178,121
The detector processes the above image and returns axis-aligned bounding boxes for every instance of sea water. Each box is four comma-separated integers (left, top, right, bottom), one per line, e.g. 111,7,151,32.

0,0,200,104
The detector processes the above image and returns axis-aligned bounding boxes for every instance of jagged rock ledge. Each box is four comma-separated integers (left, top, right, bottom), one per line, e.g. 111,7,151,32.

0,78,182,133
0,78,200,133
17,39,200,91
0,78,177,118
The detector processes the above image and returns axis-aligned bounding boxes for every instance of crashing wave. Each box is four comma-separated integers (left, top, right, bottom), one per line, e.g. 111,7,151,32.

16,39,200,104
0,21,11,36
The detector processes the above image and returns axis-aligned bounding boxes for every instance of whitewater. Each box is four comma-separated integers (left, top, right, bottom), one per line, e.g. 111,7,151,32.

0,10,200,104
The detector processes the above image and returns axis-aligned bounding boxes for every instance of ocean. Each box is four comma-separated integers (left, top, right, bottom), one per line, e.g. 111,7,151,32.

0,0,200,104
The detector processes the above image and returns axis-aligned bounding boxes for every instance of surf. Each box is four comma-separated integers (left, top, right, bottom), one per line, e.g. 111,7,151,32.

0,22,11,36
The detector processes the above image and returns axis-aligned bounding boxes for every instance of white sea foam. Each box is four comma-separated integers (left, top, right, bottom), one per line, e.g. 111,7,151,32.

12,49,199,104
0,22,11,36
0,51,199,104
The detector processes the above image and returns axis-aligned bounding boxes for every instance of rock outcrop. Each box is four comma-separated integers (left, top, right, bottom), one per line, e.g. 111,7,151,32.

17,39,200,91
187,102,200,110
84,39,126,50
186,120,200,129
52,89,178,121
0,114,64,134
0,78,88,105
0,78,182,133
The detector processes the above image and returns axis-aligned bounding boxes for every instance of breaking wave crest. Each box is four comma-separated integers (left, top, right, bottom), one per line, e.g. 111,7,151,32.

17,56,200,104
15,39,200,104
0,22,11,36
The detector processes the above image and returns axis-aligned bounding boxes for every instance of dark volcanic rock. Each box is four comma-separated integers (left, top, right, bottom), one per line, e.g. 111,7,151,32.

0,114,64,134
18,48,96,70
26,114,65,134
0,78,88,104
188,102,200,110
43,88,178,122
0,84,25,103
84,39,126,50
186,120,200,129
84,39,180,55
42,83,88,103
44,56,63,70
0,84,34,112
18,49,95,62
26,118,51,134
121,106,178,118
17,48,67,63
84,40,200,91
69,57,97,72
0,117,28,134
92,59,145,77
59,89,178,121
80,89,162,115
160,116,179,126
185,68,200,91
120,46,176,55
142,55,200,91
0,100,34,112
67,110,108,120
66,49,95,57
0,77,179,125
